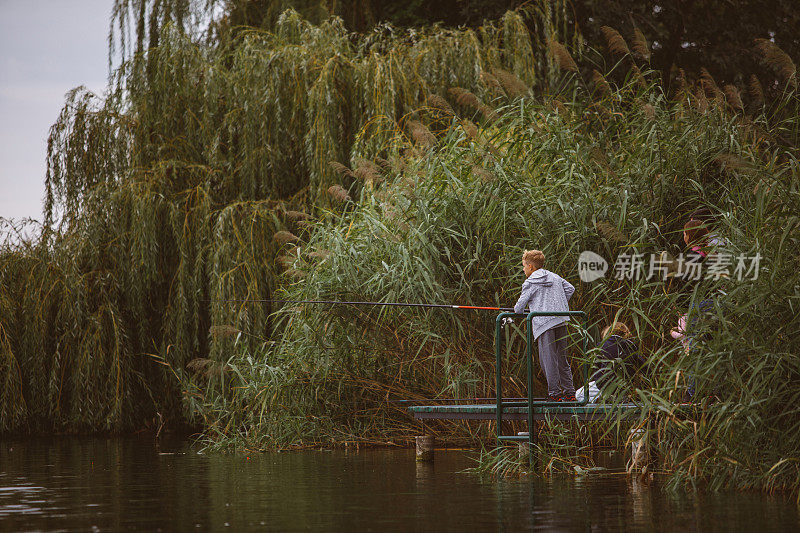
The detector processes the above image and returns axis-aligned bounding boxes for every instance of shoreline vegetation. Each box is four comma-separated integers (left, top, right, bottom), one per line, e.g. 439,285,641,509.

1,1,799,496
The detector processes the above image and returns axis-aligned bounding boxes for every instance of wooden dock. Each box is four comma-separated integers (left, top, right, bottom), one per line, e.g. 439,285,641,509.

409,403,641,422
408,401,651,457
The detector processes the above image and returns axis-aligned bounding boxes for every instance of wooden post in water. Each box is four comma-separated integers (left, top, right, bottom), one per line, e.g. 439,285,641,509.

517,431,530,461
415,435,434,462
628,428,649,473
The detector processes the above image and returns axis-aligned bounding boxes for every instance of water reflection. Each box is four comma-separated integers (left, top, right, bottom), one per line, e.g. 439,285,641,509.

0,437,797,531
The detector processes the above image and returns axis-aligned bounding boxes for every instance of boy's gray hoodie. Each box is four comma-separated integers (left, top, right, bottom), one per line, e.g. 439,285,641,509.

514,268,575,340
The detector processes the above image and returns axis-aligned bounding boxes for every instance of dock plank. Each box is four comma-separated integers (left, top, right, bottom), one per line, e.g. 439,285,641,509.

409,403,641,421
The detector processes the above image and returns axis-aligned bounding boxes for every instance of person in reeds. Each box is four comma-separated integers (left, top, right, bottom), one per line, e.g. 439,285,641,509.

674,219,712,286
670,298,715,400
683,218,709,259
513,249,577,402
676,215,719,399
689,207,728,249
576,322,645,403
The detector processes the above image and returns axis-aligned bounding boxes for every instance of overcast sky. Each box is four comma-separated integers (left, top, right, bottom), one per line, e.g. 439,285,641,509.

0,0,112,223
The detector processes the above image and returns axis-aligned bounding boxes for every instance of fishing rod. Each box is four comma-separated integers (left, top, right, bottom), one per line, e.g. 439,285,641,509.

207,298,514,312
386,397,528,403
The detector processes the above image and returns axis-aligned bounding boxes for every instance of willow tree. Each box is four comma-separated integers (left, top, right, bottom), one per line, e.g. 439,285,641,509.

0,3,580,432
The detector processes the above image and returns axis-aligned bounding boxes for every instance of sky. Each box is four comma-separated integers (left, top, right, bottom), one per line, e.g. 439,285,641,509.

0,0,112,224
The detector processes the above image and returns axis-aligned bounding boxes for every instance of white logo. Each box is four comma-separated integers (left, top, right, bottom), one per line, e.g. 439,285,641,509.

578,251,608,282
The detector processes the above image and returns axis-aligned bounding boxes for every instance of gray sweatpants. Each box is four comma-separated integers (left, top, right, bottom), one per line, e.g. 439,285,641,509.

536,324,575,397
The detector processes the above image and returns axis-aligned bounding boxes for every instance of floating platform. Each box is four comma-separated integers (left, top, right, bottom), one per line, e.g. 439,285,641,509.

409,403,641,422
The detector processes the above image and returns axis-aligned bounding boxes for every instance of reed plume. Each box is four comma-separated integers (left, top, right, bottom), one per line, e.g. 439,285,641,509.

284,210,310,221
408,120,436,148
600,26,630,57
307,250,330,261
748,74,765,107
208,325,240,338
479,104,499,123
724,84,744,111
754,38,797,86
595,221,627,243
631,28,650,61
425,94,455,117
492,68,528,97
448,87,482,109
273,230,300,244
353,159,383,184
329,161,354,179
447,88,498,122
700,68,722,99
548,39,579,72
374,157,392,171
673,68,688,100
186,358,227,378
480,71,503,95
591,70,611,97
460,119,479,139
630,65,647,89
327,184,351,203
693,86,709,114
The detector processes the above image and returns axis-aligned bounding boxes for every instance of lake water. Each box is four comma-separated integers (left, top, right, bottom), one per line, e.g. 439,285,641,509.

0,436,797,531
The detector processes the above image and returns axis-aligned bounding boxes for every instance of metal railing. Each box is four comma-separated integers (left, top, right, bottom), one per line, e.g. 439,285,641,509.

494,310,589,444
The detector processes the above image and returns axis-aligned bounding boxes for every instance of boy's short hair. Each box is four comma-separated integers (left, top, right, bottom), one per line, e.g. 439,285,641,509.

602,322,631,339
522,249,545,269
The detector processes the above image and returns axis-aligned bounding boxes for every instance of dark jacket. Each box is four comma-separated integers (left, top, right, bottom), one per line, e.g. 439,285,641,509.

590,335,645,391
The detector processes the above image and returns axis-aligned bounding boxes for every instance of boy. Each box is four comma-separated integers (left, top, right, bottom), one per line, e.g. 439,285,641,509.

513,250,576,401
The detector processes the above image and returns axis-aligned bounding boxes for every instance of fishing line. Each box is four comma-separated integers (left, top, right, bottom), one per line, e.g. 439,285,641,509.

205,298,514,312
385,397,529,403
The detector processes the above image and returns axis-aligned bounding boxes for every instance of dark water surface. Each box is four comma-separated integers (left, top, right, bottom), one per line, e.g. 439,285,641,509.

0,437,797,532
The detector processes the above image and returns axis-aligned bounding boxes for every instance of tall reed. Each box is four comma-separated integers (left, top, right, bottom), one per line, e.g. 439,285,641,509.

190,36,800,496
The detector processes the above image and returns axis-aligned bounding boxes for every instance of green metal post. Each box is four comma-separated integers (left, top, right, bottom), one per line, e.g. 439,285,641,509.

582,312,589,406
495,313,505,435
525,313,535,446
495,310,590,443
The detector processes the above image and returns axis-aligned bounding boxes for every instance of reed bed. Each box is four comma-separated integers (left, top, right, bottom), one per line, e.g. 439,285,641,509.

190,37,800,496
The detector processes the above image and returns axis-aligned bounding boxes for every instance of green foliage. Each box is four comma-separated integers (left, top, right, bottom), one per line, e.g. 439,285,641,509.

194,44,800,496
2,2,800,497
0,7,573,433
114,0,800,89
